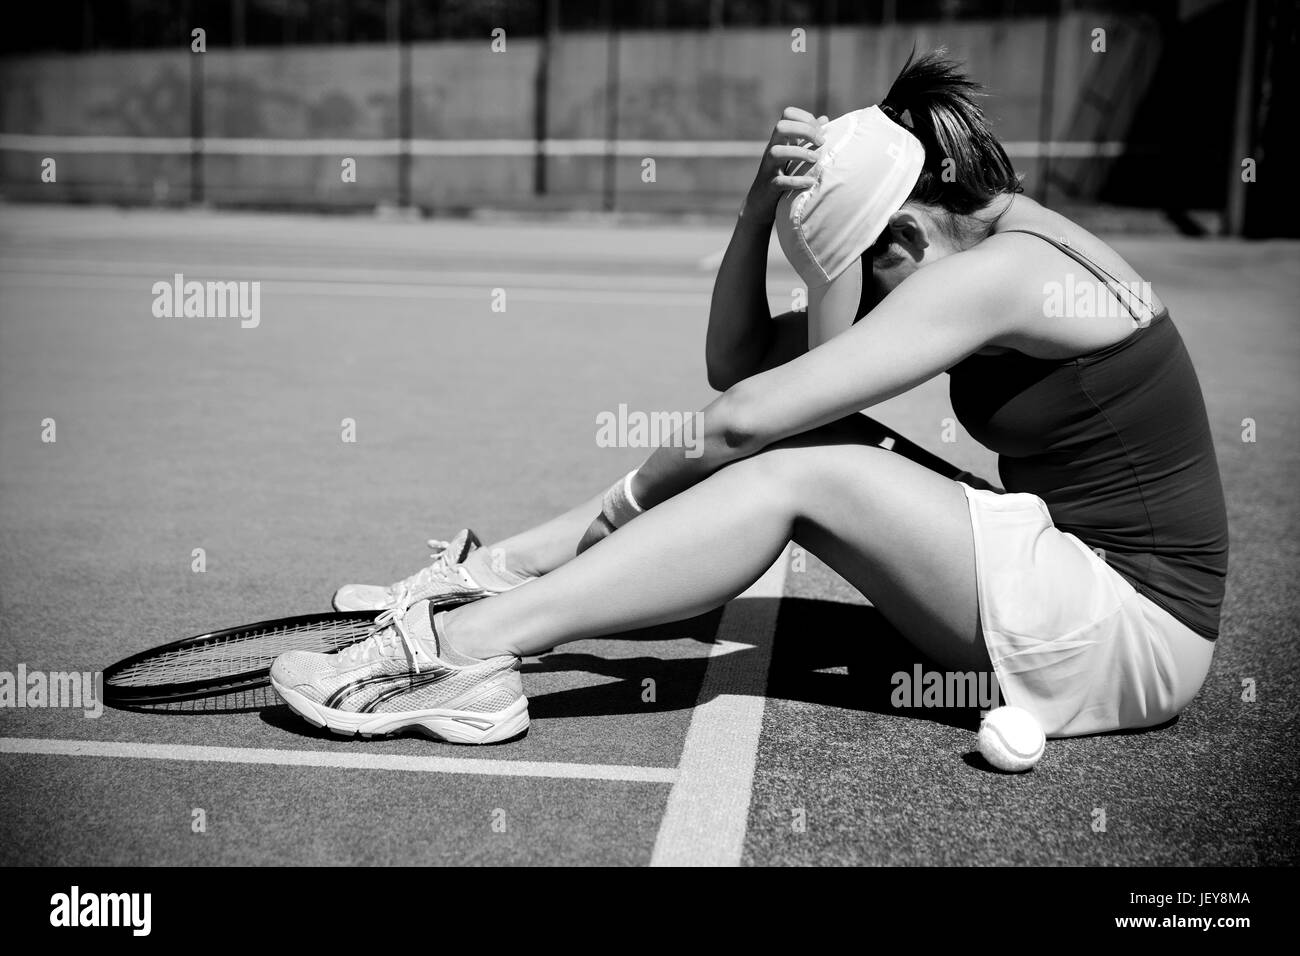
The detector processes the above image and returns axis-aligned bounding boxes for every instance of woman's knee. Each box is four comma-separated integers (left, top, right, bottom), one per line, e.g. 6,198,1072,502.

726,438,892,513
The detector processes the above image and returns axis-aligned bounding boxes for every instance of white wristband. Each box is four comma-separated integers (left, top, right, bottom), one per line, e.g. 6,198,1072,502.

601,469,644,529
622,470,644,514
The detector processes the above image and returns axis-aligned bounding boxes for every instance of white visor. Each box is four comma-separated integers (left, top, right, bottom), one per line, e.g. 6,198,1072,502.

775,105,925,290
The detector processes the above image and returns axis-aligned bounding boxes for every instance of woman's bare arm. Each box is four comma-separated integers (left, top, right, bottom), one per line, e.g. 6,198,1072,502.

638,247,1020,508
705,108,823,391
704,213,781,390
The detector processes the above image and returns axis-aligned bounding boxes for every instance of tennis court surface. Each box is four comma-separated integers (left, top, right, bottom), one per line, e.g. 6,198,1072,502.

1,205,1296,866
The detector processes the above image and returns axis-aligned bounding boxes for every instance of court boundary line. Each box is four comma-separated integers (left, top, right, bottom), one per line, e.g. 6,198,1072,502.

0,256,715,291
0,737,678,784
0,271,713,307
0,257,808,307
649,546,789,867
0,133,1133,160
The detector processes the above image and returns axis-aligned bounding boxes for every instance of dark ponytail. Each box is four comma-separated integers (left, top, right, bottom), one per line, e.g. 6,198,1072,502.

881,49,1021,230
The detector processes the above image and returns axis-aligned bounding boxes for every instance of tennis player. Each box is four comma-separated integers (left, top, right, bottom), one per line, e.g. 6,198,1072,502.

272,51,1228,745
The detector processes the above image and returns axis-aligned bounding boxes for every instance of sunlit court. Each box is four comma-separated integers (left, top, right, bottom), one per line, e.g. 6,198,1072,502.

0,0,1296,889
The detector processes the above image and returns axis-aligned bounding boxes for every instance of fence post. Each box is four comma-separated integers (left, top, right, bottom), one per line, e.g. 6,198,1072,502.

534,0,557,196
397,0,412,209
189,0,204,204
1224,0,1258,237
816,0,835,117
602,1,620,212
1035,3,1061,203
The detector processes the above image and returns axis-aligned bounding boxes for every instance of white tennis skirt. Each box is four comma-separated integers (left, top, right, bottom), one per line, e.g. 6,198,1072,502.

961,484,1215,738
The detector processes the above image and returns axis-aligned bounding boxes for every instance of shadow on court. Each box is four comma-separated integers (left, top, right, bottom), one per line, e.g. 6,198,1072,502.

518,598,985,731
247,597,981,741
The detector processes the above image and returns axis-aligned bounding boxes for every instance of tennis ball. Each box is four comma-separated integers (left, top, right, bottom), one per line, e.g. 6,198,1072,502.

978,706,1045,772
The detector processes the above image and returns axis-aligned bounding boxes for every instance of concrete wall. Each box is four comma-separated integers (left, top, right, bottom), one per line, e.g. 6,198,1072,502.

0,14,1170,212
0,50,191,203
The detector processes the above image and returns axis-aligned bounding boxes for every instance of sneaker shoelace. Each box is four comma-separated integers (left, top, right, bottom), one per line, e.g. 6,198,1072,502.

389,538,461,597
339,584,432,671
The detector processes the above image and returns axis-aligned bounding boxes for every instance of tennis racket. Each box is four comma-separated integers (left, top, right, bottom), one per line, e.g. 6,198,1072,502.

103,611,381,713
103,594,484,714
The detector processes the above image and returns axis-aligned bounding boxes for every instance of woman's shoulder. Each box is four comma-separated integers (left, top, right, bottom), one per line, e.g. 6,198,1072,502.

982,200,1168,315
950,205,1168,360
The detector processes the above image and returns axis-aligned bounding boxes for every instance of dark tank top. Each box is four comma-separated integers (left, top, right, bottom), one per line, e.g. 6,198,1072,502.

948,230,1228,639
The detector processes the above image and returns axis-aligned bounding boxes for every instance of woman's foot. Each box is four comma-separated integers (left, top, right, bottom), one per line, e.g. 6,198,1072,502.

331,528,509,612
272,598,528,744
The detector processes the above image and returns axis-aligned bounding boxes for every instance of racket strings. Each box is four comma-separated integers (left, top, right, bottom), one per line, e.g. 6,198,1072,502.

108,617,376,687
115,685,281,714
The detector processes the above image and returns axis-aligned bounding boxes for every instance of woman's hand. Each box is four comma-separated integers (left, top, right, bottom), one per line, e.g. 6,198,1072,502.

743,107,827,223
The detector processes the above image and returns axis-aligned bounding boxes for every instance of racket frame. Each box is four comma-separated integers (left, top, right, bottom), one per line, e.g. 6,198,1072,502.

103,610,381,706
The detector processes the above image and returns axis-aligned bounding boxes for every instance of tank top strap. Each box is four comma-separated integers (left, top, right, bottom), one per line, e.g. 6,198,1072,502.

1000,228,1159,327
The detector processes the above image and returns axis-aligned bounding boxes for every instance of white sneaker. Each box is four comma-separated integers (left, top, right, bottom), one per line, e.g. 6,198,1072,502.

332,529,493,612
272,599,528,744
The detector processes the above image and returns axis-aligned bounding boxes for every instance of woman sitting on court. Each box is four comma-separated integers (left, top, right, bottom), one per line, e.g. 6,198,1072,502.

271,51,1228,746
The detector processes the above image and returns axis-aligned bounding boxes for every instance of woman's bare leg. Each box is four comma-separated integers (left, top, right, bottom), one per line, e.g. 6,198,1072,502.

466,490,606,583
443,428,989,673
469,414,969,584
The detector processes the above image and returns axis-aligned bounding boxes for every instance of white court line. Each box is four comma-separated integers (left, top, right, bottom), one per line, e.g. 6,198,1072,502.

0,736,678,784
0,271,711,307
0,133,1133,160
0,258,796,306
650,545,789,867
0,256,713,293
